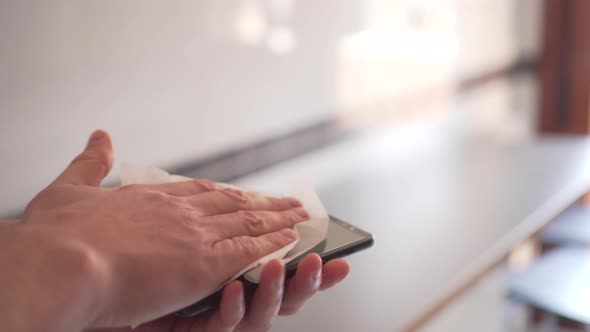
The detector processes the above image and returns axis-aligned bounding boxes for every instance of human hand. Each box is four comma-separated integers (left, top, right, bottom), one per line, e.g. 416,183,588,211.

13,130,310,331
89,254,350,332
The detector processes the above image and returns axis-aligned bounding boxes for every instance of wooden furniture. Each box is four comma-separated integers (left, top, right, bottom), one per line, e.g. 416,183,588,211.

539,0,590,134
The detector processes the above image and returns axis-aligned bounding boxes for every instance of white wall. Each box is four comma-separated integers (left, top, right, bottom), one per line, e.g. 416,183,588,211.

0,0,541,215
0,0,362,214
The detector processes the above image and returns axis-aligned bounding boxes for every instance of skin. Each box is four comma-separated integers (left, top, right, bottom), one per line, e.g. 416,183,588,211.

0,130,350,332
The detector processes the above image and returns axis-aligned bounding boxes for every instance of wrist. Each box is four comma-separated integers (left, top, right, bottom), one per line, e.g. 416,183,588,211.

0,224,106,332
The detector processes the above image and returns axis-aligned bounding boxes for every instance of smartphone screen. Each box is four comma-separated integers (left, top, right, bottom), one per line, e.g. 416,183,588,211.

284,216,373,271
175,216,373,317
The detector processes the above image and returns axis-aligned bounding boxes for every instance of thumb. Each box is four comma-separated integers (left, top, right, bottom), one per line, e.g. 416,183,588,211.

52,130,114,187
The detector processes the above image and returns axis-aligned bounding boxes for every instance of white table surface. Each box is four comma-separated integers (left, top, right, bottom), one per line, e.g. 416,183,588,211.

233,122,590,331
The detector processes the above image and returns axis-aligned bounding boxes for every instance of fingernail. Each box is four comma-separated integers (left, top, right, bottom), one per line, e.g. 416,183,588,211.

287,198,302,208
87,131,104,146
275,263,285,294
293,207,310,220
236,290,245,316
276,280,284,297
310,269,322,289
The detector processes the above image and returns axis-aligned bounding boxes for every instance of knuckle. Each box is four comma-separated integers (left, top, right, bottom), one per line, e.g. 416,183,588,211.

222,188,249,205
285,210,302,223
236,209,251,219
240,211,264,233
71,151,106,170
234,236,260,258
71,151,97,164
193,178,216,191
266,197,282,210
272,229,296,246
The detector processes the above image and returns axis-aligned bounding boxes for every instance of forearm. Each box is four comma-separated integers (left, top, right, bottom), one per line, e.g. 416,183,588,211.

0,223,101,332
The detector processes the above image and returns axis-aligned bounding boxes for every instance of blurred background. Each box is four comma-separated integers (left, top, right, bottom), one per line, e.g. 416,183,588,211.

2,0,590,331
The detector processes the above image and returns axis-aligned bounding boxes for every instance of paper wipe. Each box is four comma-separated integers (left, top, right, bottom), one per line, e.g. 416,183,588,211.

120,164,329,285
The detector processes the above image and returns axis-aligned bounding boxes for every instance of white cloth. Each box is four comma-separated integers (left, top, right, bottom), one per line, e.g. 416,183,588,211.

120,164,329,284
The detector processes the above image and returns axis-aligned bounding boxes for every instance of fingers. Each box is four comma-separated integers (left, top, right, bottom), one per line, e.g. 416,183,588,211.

319,259,350,291
240,260,285,331
185,188,302,216
202,281,245,332
163,282,244,332
213,229,297,267
135,179,218,196
203,209,309,240
52,130,114,187
279,254,322,316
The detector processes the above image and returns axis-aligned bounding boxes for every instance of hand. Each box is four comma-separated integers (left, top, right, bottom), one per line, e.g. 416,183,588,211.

90,254,350,332
6,130,311,331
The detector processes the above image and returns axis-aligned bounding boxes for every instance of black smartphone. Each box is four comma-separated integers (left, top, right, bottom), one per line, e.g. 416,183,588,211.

174,215,374,317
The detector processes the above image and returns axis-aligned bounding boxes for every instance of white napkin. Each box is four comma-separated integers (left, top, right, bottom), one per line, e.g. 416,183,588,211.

120,164,329,284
